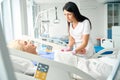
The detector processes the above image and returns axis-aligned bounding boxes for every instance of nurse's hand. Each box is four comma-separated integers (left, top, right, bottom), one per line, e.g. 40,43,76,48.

72,49,86,55
61,47,71,52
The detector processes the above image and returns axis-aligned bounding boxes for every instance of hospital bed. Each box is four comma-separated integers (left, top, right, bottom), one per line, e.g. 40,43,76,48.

0,21,95,80
1,36,120,80
8,45,120,80
9,49,96,80
1,41,120,80
1,21,120,80
15,37,120,80
9,47,120,80
11,36,120,80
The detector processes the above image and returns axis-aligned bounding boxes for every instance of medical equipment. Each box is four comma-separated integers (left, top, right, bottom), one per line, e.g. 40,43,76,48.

34,6,60,38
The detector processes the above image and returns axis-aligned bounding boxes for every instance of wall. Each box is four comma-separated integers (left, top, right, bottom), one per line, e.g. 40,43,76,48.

11,0,22,39
12,0,28,39
40,3,68,38
79,0,106,44
112,26,120,48
2,0,14,43
2,0,29,43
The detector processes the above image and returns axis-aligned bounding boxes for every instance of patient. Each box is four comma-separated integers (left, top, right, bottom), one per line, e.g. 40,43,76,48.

8,39,37,55
8,39,54,60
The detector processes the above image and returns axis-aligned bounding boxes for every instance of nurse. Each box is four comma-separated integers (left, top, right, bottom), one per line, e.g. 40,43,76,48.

61,1,94,58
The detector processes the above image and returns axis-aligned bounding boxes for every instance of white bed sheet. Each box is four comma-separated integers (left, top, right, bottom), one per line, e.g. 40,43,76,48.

54,51,118,80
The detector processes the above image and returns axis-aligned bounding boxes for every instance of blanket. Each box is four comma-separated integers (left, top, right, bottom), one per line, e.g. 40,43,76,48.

54,51,116,80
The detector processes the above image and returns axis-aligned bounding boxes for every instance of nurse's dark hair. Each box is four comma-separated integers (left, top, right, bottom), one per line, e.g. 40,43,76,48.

63,1,92,29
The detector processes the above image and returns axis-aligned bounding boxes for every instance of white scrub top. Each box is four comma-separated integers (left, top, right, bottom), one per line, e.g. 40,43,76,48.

69,19,94,58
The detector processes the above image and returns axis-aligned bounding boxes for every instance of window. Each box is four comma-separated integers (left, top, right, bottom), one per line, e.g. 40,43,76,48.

107,2,120,39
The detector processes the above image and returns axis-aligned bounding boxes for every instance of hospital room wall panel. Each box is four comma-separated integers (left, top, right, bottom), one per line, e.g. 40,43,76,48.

2,0,14,43
112,26,120,48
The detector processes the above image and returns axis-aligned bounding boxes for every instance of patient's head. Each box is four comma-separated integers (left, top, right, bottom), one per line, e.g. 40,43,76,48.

8,39,37,55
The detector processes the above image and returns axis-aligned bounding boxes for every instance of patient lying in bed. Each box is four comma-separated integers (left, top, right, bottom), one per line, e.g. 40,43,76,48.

8,39,37,55
7,39,55,75
8,39,54,60
8,39,116,80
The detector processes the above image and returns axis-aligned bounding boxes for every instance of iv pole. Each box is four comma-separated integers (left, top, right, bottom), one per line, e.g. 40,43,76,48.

34,7,54,38
34,6,60,38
